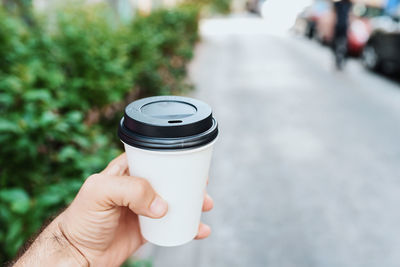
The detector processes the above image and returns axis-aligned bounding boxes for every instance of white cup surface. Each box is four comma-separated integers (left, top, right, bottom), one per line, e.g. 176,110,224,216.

123,140,216,247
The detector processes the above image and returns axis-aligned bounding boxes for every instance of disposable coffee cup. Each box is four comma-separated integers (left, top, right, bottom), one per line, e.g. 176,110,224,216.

118,96,218,247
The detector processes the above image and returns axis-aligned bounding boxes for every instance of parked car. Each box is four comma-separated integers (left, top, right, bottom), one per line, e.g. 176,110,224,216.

315,3,384,56
348,3,385,56
362,14,400,74
347,16,372,56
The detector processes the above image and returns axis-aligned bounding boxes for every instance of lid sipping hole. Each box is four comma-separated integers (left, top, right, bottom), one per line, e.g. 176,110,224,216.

168,120,183,124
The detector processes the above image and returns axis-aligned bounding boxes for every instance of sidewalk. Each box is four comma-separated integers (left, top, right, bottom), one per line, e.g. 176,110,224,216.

149,16,400,267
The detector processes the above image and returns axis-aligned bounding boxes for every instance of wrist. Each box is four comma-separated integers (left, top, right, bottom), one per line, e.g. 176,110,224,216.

51,220,90,267
14,216,89,267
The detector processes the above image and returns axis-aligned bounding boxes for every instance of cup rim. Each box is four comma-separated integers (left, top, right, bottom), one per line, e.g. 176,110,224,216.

118,117,218,150
122,137,217,155
118,96,218,150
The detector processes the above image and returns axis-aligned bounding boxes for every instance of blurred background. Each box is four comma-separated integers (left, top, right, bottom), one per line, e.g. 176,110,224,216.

1,0,400,266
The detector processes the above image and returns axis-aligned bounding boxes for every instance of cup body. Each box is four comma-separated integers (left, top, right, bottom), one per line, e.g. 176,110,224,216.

123,140,216,247
118,95,218,246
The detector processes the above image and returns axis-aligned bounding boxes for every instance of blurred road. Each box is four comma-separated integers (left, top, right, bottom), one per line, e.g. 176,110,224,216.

149,16,400,267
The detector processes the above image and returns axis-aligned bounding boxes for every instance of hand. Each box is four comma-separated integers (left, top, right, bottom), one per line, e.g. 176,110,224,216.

15,153,214,267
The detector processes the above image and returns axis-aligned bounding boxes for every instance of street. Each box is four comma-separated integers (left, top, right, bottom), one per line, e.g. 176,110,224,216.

149,16,400,267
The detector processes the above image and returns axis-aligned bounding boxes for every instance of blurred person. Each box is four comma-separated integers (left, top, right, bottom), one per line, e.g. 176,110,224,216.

11,153,213,267
332,0,353,70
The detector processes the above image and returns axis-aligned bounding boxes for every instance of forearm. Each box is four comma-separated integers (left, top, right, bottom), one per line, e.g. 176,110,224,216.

14,216,89,267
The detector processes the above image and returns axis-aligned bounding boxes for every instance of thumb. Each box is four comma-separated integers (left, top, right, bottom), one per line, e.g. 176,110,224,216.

82,174,168,219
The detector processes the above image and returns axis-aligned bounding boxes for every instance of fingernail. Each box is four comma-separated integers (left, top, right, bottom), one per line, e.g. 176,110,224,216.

150,196,168,217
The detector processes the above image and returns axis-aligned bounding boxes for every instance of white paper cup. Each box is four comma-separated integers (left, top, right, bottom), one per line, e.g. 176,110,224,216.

123,139,216,246
118,96,218,247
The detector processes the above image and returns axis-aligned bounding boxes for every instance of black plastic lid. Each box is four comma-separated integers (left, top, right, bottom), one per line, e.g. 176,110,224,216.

118,96,218,150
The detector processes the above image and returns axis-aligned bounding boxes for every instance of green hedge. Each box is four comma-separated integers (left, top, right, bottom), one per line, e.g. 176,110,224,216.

0,3,199,264
188,0,232,15
127,4,199,96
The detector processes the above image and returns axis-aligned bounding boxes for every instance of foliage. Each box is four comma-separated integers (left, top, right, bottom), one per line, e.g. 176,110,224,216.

208,0,232,14
52,5,134,110
209,0,232,14
127,4,200,96
1,0,35,26
0,2,200,265
188,0,232,15
0,6,123,263
122,258,153,267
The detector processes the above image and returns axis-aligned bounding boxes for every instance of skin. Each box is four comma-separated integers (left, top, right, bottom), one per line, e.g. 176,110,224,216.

14,153,213,267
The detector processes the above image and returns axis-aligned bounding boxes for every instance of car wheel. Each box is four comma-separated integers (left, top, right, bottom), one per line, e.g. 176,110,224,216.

306,22,315,39
362,44,380,71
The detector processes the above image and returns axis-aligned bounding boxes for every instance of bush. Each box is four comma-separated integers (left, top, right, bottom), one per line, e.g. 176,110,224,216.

52,5,133,110
211,0,232,14
188,0,232,15
127,4,200,96
0,3,200,265
0,6,123,263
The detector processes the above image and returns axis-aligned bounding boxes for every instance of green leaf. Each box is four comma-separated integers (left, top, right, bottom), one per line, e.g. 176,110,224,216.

0,93,14,106
11,200,30,214
5,219,22,243
58,146,78,161
0,188,28,203
37,192,62,207
39,111,57,125
0,119,20,133
66,111,83,123
36,184,64,207
0,188,30,214
23,90,52,102
0,203,12,221
5,219,23,255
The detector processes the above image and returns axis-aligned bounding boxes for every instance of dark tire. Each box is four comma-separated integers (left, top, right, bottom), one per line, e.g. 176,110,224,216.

306,22,315,39
334,37,347,71
336,55,345,70
362,43,381,71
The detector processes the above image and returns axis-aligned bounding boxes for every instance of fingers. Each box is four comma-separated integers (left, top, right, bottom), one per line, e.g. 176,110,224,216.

202,194,214,212
98,154,212,239
196,194,213,240
102,153,129,176
83,174,168,219
195,223,211,240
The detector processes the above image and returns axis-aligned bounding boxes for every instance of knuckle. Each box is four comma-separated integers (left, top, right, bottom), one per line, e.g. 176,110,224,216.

107,156,120,167
83,173,101,191
133,178,151,199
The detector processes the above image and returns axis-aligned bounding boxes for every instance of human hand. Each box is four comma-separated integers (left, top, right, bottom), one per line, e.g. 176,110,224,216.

15,153,213,267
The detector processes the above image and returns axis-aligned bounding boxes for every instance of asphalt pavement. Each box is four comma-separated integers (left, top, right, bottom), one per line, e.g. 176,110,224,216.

145,16,400,267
